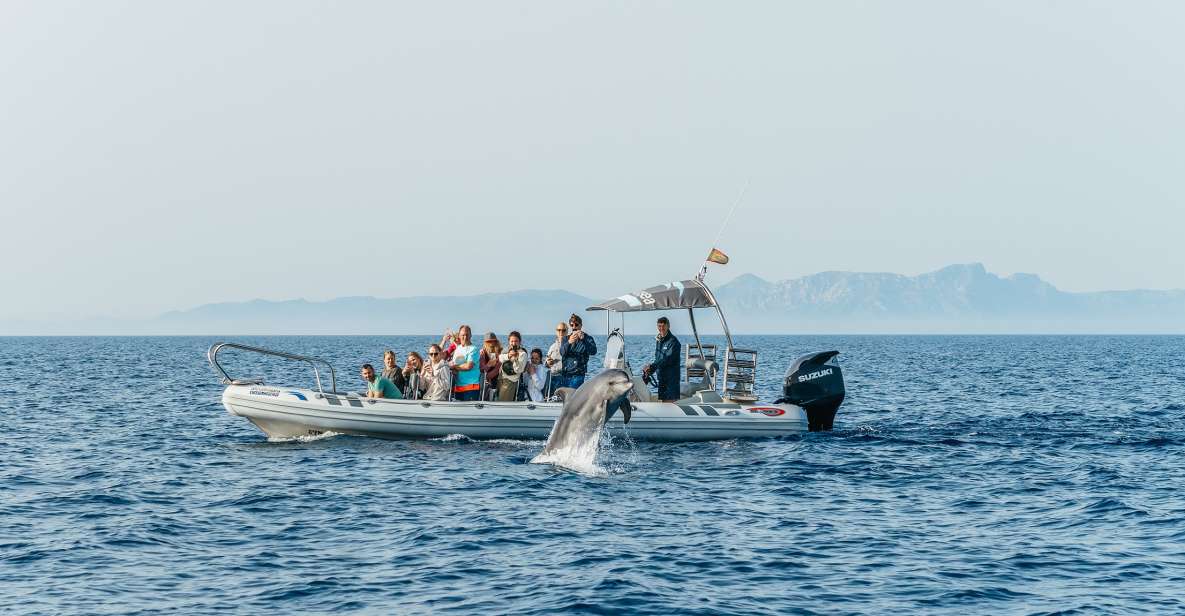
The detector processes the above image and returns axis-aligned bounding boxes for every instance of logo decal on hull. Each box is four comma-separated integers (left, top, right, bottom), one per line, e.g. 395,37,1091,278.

287,391,308,401
748,407,785,417
248,388,280,397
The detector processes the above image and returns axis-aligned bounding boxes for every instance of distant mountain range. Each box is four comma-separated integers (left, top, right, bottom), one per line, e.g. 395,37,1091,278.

5,264,1184,334
151,289,596,336
711,263,1185,333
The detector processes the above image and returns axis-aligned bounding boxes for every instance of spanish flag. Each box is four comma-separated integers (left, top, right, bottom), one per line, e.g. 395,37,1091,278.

706,247,730,265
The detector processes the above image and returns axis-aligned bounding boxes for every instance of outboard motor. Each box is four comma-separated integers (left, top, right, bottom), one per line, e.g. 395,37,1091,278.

777,351,845,431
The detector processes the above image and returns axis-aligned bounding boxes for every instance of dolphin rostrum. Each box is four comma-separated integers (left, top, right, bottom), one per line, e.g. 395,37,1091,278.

531,369,635,466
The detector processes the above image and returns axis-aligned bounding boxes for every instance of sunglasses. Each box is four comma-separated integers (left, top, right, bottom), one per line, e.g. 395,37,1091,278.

428,352,439,356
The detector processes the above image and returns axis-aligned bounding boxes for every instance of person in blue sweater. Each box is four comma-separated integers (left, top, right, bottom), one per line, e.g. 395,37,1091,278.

558,313,597,389
643,316,681,402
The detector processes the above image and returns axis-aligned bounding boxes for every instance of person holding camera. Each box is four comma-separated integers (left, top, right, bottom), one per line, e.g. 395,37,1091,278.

401,351,426,399
558,313,597,389
497,330,528,401
421,344,453,401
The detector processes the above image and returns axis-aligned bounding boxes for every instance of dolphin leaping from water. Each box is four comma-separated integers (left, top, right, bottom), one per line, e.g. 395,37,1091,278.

531,369,635,467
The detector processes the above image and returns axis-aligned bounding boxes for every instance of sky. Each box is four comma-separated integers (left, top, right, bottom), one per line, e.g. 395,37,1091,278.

2,1,1183,322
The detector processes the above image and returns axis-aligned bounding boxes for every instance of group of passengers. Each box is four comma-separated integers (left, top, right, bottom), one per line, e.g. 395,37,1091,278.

359,314,599,403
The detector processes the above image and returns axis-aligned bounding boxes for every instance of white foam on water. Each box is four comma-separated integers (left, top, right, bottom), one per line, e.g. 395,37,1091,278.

267,430,342,444
530,448,608,477
530,427,613,476
427,434,541,448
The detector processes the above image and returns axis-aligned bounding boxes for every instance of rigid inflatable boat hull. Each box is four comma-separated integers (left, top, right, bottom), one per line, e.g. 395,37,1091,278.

222,384,808,442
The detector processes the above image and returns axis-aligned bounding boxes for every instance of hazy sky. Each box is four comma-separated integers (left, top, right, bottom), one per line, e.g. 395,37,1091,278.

2,1,1182,320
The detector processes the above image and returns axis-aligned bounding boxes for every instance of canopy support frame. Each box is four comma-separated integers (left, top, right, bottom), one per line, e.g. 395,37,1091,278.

687,308,706,360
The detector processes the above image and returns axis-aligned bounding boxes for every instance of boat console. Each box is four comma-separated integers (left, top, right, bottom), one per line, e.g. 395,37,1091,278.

588,278,845,428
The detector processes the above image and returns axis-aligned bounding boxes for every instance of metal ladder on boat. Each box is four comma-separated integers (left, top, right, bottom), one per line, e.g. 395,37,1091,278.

207,342,338,395
722,347,759,402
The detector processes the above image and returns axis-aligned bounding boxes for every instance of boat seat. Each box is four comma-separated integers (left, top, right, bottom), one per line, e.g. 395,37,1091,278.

679,358,718,399
676,389,726,405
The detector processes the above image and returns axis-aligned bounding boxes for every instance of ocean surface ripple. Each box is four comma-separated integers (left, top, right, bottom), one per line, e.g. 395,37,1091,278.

2,335,1184,614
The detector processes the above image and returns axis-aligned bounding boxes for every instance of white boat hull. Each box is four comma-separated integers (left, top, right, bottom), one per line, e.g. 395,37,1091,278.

222,384,809,441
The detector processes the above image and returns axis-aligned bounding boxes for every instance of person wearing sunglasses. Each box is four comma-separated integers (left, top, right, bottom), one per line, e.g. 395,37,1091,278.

557,313,597,389
420,343,452,401
545,322,567,389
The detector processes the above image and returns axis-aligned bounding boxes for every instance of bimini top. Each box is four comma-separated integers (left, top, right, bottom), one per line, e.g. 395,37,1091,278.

587,280,716,313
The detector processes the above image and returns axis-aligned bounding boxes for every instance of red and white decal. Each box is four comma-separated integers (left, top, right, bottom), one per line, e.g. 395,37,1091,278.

747,407,785,417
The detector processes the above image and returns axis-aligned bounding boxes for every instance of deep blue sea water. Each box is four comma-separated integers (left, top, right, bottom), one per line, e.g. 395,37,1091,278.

2,335,1184,615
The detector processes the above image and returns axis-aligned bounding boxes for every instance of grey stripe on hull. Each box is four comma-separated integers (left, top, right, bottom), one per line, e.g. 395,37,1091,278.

678,405,699,416
699,406,720,416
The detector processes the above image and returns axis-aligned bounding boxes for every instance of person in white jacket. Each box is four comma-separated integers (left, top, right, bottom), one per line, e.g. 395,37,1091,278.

544,322,566,394
525,348,549,402
497,331,529,401
420,344,453,401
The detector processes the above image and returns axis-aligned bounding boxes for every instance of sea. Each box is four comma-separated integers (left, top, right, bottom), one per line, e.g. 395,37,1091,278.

2,335,1183,615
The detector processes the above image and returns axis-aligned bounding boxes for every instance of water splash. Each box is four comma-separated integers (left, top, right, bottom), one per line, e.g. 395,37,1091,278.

432,434,472,443
266,430,341,444
529,431,606,475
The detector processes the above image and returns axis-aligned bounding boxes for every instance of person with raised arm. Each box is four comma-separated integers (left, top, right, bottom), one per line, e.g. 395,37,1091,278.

497,330,528,401
401,351,425,399
558,313,597,389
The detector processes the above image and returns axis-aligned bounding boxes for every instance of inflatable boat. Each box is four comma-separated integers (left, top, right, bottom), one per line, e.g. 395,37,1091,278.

210,277,845,442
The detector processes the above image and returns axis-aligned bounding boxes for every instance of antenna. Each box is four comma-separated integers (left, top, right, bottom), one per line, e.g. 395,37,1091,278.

710,179,749,249
698,179,750,280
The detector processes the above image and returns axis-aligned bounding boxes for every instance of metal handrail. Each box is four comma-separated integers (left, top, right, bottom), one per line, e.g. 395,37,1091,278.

207,342,338,395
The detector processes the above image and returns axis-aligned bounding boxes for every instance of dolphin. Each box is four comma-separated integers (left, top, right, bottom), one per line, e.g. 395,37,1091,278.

532,369,635,466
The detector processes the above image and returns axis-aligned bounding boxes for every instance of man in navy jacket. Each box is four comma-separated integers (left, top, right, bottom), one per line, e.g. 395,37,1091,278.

559,313,598,389
643,316,681,402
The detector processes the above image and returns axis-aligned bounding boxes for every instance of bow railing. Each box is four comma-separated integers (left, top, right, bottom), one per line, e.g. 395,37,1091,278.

207,342,337,395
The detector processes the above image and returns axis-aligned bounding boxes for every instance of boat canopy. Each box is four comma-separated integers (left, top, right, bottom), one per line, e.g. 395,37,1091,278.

587,280,716,313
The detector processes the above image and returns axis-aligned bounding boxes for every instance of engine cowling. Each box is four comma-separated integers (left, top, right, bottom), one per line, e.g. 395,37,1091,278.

778,351,845,431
